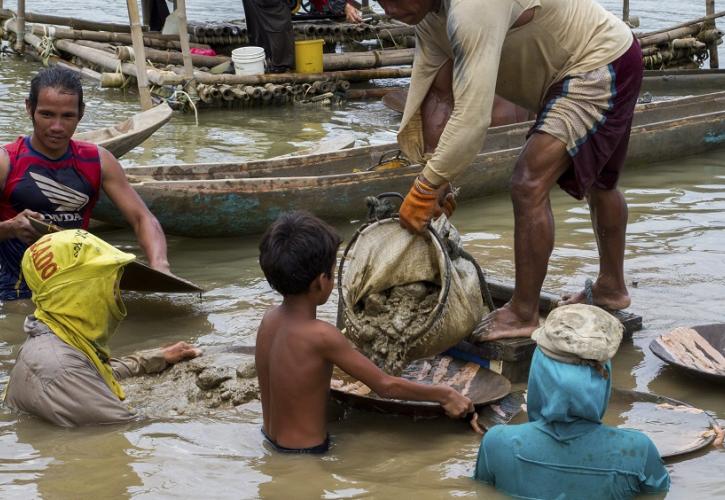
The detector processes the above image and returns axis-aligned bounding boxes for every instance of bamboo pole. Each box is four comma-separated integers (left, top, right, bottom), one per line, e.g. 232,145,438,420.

323,48,415,71
174,0,195,81
8,19,133,81
639,10,725,38
706,0,719,68
115,44,228,67
29,25,211,50
6,20,102,82
15,0,25,53
52,39,182,85
163,66,413,86
0,9,147,33
75,40,117,53
126,0,154,110
638,24,702,46
345,87,406,99
623,0,630,24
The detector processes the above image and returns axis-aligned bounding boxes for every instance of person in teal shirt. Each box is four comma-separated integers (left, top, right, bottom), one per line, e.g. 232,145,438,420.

475,304,670,499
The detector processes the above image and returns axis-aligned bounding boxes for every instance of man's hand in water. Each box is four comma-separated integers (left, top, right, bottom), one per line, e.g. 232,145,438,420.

399,175,456,234
0,209,43,244
161,342,202,365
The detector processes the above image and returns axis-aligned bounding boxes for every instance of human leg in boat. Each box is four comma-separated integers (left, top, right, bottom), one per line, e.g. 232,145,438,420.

559,186,631,310
551,41,641,311
475,39,643,340
472,132,571,342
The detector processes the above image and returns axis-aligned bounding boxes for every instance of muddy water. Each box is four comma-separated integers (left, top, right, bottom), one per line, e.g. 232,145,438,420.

1,1,725,498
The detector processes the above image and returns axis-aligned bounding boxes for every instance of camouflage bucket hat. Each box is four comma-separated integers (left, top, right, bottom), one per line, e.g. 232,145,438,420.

532,304,624,362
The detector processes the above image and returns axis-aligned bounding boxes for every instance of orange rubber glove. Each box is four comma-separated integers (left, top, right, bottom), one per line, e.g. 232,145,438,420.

399,175,456,234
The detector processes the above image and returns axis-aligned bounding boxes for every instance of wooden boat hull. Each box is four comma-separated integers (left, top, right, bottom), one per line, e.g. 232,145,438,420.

650,324,725,383
380,71,725,114
75,103,172,158
642,69,725,94
94,93,725,236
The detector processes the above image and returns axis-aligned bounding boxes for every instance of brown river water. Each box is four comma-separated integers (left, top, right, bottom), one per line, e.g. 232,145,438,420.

1,1,724,498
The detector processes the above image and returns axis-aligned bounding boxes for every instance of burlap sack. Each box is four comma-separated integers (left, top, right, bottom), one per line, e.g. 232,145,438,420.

339,216,488,374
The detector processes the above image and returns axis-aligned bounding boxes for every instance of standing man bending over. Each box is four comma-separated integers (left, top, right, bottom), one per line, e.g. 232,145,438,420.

0,66,169,301
378,0,643,339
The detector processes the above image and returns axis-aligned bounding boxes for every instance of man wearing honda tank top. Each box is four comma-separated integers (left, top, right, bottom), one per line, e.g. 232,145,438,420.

0,67,169,301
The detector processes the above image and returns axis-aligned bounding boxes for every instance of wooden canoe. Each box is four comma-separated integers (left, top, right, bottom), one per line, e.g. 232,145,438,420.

650,324,725,383
641,69,725,94
75,102,173,158
92,92,725,236
381,71,725,114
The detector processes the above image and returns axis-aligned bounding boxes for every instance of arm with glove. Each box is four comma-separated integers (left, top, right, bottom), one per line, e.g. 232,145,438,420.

399,1,512,233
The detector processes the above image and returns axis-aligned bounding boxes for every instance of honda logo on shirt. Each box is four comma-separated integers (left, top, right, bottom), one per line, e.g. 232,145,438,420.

29,172,89,212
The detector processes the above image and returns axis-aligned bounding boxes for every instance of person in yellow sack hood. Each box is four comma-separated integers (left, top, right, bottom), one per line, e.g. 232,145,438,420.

4,229,200,427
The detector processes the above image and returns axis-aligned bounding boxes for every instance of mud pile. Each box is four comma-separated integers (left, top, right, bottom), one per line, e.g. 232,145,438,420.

122,350,259,418
351,281,440,374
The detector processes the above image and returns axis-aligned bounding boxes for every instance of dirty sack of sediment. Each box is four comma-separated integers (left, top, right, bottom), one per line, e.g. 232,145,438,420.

352,281,440,375
122,351,259,418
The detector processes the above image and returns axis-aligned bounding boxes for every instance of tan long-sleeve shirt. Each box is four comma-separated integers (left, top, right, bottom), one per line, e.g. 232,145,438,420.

4,316,168,427
398,0,633,185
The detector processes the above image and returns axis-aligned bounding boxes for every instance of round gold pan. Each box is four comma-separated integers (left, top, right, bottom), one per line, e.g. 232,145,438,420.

330,354,511,418
27,217,203,293
650,324,725,383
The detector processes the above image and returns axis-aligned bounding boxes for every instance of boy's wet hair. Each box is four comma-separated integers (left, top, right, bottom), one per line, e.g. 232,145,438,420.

259,211,342,296
28,66,85,116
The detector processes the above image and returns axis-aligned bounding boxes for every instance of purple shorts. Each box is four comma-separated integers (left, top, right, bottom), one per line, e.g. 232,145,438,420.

529,38,644,199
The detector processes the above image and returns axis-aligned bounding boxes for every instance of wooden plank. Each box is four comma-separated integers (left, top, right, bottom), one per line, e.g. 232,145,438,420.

486,278,642,338
448,280,643,382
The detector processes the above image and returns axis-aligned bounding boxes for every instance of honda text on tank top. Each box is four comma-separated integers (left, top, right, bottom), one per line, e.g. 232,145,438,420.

0,136,102,300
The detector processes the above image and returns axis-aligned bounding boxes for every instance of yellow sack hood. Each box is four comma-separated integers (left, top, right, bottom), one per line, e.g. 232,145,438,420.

22,229,135,400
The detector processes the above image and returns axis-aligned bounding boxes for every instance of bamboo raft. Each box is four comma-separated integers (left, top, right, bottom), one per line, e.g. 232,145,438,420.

1,6,723,110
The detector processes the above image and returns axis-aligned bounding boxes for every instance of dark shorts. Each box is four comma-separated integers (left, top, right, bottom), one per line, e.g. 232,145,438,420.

261,428,331,454
529,37,644,199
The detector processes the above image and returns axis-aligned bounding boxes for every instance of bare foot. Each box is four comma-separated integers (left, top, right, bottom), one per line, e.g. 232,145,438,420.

469,304,539,343
559,279,631,310
161,342,202,365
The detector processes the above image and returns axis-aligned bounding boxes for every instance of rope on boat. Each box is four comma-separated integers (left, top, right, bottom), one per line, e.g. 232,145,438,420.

37,36,58,66
376,29,400,49
113,60,132,91
169,89,199,126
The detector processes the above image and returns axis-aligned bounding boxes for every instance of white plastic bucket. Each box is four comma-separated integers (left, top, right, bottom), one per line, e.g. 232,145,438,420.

231,46,266,76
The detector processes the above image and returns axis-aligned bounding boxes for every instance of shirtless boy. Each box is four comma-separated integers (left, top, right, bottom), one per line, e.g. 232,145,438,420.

256,211,474,453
